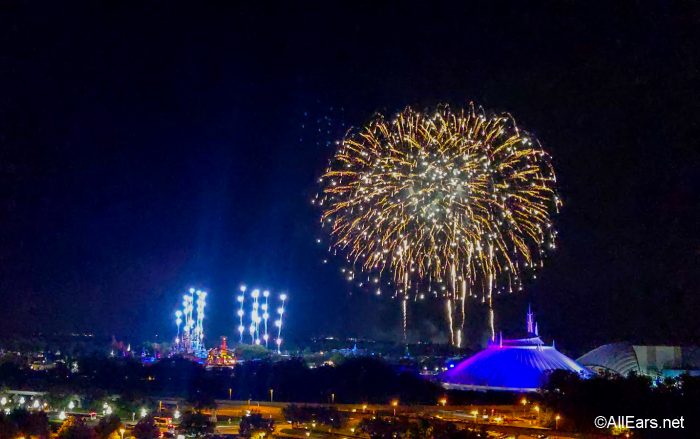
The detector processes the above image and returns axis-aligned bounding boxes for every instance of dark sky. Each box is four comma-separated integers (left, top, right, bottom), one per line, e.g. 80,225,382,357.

1,2,698,353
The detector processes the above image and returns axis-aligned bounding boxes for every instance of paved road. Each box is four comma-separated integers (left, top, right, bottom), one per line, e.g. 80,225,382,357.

208,400,591,438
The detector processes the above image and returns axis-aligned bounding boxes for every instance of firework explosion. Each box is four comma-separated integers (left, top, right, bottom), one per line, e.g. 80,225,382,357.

315,103,560,346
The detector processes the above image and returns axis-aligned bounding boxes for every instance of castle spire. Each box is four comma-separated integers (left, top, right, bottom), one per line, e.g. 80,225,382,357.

526,304,535,334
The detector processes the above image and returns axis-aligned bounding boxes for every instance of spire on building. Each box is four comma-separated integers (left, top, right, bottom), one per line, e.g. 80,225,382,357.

526,304,535,334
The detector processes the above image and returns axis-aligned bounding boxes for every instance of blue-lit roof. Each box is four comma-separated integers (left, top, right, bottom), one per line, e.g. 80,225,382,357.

442,336,590,392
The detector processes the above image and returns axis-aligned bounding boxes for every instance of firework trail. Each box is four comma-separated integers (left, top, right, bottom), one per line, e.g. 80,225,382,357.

316,103,560,345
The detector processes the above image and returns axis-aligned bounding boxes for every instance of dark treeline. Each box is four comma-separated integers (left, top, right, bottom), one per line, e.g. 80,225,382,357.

0,356,445,404
358,417,484,439
283,404,345,428
0,335,112,357
0,409,50,439
541,370,700,436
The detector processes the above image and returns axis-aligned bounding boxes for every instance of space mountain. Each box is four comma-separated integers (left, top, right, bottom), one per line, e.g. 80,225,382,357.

441,306,590,392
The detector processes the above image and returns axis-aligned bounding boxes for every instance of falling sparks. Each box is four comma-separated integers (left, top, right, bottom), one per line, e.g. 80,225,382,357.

316,103,560,345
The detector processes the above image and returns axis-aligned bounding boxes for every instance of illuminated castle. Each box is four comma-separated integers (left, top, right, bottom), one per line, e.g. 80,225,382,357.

441,306,590,392
206,336,236,368
174,288,208,358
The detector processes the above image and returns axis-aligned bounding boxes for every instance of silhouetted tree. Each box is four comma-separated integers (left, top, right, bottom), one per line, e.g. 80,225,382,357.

186,390,216,412
0,413,19,439
238,413,274,438
94,415,121,439
9,409,50,438
409,418,481,439
177,412,214,437
358,417,411,439
282,404,344,429
132,416,159,439
360,417,480,439
541,370,700,436
282,404,311,427
57,417,98,439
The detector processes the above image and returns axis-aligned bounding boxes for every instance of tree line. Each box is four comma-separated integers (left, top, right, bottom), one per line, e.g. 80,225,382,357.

0,355,443,405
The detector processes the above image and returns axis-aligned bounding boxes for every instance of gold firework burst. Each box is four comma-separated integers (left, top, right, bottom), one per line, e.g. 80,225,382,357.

316,103,560,345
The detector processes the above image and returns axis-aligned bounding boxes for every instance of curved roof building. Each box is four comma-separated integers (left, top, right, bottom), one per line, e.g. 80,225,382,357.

576,342,640,376
578,343,700,377
442,307,590,392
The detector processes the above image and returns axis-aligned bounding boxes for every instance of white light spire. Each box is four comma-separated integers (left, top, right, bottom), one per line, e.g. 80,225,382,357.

262,290,270,347
193,290,207,355
251,289,260,344
182,290,195,353
237,285,246,343
175,310,183,348
276,293,287,354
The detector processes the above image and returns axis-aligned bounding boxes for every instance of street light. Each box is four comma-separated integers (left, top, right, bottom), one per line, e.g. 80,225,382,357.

555,414,561,430
269,389,274,402
391,400,398,416
439,397,447,407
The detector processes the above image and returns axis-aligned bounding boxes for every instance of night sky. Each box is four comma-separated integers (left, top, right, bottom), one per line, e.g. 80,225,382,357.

1,2,698,353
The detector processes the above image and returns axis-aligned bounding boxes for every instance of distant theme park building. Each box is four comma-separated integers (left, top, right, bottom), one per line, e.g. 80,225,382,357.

578,342,700,378
441,307,590,392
